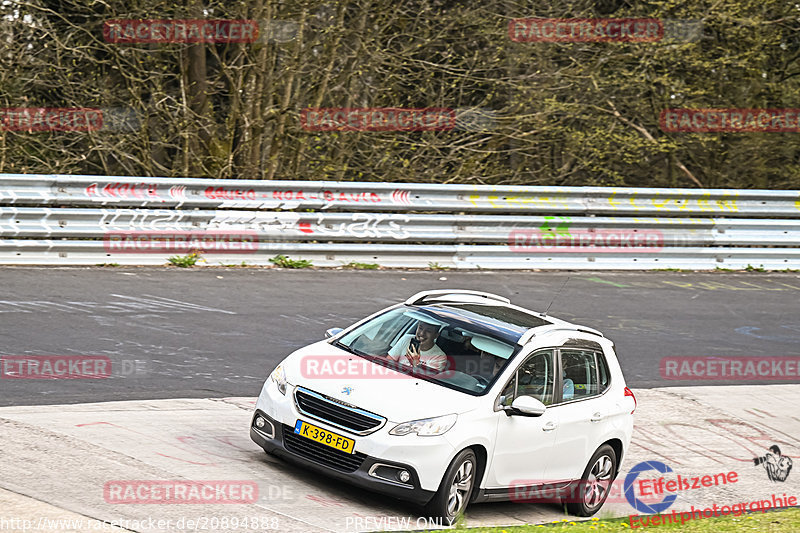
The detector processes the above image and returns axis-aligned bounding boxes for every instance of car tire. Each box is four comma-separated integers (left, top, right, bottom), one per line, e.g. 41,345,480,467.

424,449,477,523
565,444,617,517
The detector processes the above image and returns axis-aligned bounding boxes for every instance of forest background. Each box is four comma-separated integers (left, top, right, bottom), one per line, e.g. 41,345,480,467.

1,0,798,189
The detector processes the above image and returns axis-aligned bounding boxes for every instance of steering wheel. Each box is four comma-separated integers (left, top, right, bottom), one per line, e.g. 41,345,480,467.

474,375,490,388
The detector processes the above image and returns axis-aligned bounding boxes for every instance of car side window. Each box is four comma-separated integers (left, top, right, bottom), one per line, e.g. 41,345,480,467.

597,351,610,394
513,349,556,406
499,376,516,408
559,349,598,401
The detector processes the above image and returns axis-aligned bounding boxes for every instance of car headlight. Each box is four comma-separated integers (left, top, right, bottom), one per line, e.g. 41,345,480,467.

389,414,457,436
270,364,288,395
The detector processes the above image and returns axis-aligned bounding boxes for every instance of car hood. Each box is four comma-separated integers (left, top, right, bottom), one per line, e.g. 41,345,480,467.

281,340,482,422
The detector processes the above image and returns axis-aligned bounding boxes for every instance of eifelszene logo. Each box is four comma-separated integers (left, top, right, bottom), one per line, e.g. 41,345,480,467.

624,461,677,514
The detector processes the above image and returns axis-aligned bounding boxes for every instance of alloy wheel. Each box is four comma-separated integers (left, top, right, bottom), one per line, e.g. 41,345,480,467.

446,459,474,516
583,454,613,508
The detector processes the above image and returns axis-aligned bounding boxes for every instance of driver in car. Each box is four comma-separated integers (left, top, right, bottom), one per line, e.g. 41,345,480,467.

388,320,448,372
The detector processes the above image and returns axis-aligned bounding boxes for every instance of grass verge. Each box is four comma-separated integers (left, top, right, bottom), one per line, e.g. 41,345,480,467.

429,508,800,532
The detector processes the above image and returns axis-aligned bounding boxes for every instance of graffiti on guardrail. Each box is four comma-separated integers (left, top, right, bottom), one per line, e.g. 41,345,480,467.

82,182,391,206
466,192,739,212
271,189,383,203
203,213,410,239
295,213,411,239
86,182,160,199
204,187,257,201
467,194,575,209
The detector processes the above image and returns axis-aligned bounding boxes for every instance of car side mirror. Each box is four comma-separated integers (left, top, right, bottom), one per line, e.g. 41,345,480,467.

325,327,344,339
505,395,546,417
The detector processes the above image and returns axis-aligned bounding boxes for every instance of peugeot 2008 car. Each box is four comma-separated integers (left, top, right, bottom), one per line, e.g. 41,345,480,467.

251,290,636,521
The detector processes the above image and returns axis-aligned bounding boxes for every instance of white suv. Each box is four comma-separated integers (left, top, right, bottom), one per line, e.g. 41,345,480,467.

251,290,635,521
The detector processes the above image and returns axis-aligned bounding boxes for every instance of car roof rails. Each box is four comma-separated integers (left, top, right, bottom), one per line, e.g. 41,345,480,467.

405,289,511,306
517,323,604,346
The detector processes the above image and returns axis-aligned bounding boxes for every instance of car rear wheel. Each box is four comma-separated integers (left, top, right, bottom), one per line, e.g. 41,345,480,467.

565,444,616,517
424,449,476,522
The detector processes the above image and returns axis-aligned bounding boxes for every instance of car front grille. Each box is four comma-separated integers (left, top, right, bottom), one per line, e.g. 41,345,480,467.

283,424,366,473
294,387,386,435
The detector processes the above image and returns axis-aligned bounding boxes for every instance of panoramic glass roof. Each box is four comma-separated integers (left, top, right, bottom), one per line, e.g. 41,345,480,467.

417,303,551,343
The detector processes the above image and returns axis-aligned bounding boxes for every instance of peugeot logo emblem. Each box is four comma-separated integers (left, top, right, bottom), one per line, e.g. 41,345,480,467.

341,386,353,395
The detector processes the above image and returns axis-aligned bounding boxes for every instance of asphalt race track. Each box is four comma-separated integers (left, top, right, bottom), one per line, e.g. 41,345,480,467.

2,268,799,406
2,267,800,532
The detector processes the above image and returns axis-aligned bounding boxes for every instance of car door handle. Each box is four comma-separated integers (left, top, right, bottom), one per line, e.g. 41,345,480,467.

590,412,605,423
542,421,557,432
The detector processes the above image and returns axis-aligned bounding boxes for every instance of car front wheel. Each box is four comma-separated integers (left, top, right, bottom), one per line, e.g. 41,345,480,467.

424,449,476,522
565,444,617,517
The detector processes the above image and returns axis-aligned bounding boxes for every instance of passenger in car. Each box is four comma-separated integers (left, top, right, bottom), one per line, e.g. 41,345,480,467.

463,336,504,379
563,372,575,400
387,320,448,371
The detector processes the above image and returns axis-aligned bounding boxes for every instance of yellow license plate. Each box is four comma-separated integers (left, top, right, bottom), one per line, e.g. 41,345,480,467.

293,420,355,454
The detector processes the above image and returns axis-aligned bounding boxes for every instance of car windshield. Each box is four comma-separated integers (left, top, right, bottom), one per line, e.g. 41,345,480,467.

335,305,522,395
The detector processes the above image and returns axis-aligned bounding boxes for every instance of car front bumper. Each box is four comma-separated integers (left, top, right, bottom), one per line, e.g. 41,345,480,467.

250,410,435,506
250,379,466,505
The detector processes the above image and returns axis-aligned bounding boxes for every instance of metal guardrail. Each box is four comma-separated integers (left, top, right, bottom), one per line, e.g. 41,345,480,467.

2,208,800,246
2,173,799,216
0,174,798,269
1,240,799,269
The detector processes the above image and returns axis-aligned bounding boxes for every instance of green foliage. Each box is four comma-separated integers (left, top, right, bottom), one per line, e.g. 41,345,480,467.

428,262,450,270
168,253,202,268
269,255,313,269
440,507,800,531
343,262,379,269
1,1,799,188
